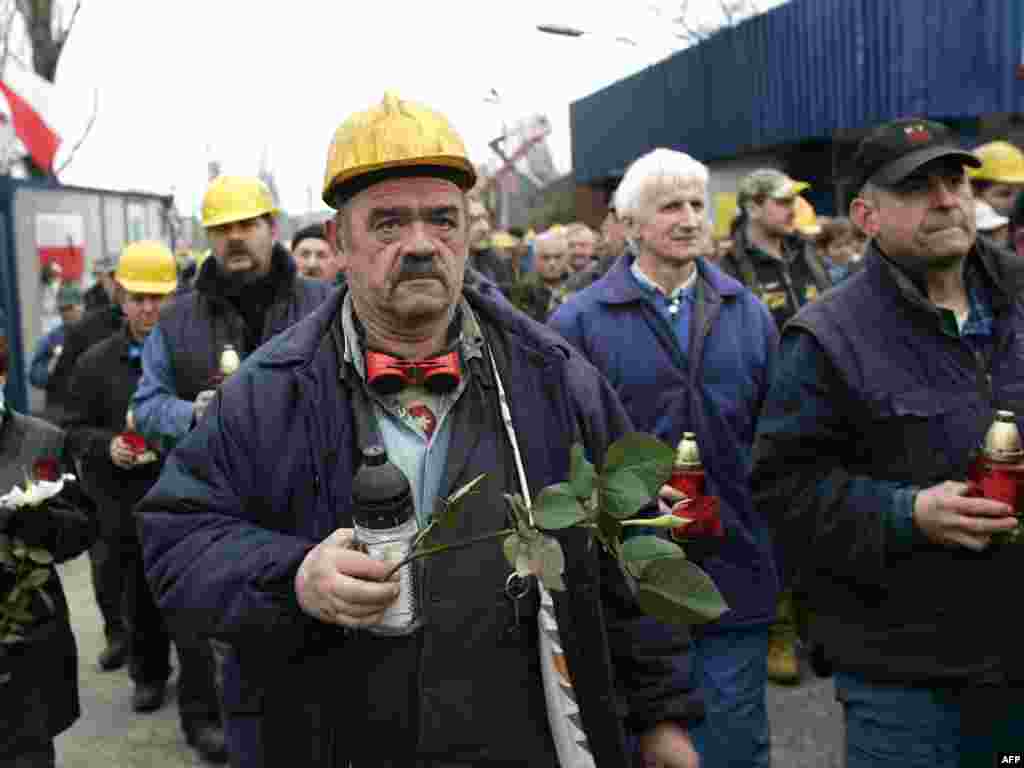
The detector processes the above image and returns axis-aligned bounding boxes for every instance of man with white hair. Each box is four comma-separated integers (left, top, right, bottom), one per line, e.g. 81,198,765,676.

550,147,779,767
508,229,570,322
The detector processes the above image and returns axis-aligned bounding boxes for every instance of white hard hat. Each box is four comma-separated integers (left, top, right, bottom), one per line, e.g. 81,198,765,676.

975,200,1009,232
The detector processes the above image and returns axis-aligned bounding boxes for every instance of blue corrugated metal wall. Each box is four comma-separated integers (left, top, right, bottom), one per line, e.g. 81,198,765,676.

571,0,1024,184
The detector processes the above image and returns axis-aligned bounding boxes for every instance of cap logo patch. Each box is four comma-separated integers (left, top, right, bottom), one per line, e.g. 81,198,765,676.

904,124,931,143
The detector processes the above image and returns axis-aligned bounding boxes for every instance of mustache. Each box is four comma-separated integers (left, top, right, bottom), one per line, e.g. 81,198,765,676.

394,253,446,285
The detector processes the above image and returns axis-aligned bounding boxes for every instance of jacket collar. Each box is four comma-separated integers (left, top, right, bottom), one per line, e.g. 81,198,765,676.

256,277,574,373
194,242,296,302
593,245,745,305
734,220,805,265
866,236,1020,316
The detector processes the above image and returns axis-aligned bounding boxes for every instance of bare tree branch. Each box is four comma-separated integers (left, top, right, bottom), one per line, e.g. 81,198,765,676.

0,1,20,77
54,86,97,175
55,0,80,46
719,0,736,27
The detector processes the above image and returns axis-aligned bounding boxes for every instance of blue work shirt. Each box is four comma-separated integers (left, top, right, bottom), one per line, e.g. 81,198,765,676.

132,325,195,445
28,324,66,389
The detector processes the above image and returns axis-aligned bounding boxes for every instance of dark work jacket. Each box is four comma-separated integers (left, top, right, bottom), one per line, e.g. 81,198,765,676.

63,327,162,522
49,305,123,424
0,411,97,756
468,246,514,295
83,282,112,313
157,244,333,402
721,223,831,328
550,252,780,630
752,238,1024,685
137,283,699,767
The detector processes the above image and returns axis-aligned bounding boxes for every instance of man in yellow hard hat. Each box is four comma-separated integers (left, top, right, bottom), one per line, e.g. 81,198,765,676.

130,177,331,764
969,139,1024,217
137,92,700,768
64,242,181,718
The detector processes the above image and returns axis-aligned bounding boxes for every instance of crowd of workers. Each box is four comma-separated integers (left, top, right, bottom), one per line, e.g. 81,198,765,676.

2,91,1024,768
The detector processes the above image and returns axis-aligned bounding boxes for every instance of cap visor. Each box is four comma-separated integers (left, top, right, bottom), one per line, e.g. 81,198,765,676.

872,147,982,186
117,281,177,295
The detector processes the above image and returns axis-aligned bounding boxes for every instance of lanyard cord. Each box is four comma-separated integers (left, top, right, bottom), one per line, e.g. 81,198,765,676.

485,341,534,526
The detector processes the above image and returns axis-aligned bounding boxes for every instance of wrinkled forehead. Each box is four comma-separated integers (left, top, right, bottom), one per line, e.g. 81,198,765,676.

349,177,465,214
635,175,707,213
536,237,567,258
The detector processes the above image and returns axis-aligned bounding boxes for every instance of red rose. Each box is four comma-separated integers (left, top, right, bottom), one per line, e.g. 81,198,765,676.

671,494,724,540
120,432,147,455
32,457,60,482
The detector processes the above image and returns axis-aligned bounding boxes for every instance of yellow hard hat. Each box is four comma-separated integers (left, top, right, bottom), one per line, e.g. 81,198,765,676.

713,193,739,240
969,141,1024,184
201,175,279,228
793,197,821,236
491,231,519,248
322,91,477,208
116,241,178,294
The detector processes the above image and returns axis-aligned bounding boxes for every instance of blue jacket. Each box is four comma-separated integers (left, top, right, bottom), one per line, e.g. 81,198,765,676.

752,239,1024,685
549,253,780,630
28,324,65,389
132,246,332,446
137,282,699,766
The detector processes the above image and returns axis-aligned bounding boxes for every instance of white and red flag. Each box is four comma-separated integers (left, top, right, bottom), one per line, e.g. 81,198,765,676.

0,63,62,173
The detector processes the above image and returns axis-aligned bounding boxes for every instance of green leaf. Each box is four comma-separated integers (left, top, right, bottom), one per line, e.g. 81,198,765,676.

621,535,686,563
27,548,53,565
411,519,437,552
0,547,13,569
603,433,675,497
599,469,651,519
502,534,522,572
533,534,566,591
533,483,587,530
621,535,686,579
569,444,596,499
7,606,32,623
636,559,729,625
25,568,50,589
10,539,26,559
438,473,487,529
0,633,25,645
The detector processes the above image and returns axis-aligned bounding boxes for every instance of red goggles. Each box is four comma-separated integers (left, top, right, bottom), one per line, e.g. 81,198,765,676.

365,350,461,395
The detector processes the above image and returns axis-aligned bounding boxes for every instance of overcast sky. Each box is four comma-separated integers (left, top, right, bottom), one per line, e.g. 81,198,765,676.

44,0,784,219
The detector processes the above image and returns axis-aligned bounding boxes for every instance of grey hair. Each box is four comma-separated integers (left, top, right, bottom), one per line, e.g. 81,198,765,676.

614,148,710,220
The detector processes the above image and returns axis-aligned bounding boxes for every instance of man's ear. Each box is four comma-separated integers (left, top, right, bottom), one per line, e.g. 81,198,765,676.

324,217,347,269
850,197,879,238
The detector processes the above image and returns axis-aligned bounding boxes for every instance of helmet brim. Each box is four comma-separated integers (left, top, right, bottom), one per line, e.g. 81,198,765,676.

323,157,476,209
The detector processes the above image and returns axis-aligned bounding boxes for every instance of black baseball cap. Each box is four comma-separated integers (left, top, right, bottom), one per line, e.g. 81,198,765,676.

848,118,981,192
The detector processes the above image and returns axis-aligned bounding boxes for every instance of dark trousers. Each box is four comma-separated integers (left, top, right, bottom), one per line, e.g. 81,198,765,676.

91,486,221,731
4,741,56,767
88,536,126,639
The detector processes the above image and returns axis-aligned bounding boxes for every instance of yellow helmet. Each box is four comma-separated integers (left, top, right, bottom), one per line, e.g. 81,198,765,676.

201,175,279,228
793,197,821,236
116,241,178,295
969,141,1024,184
491,231,519,249
322,91,477,208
